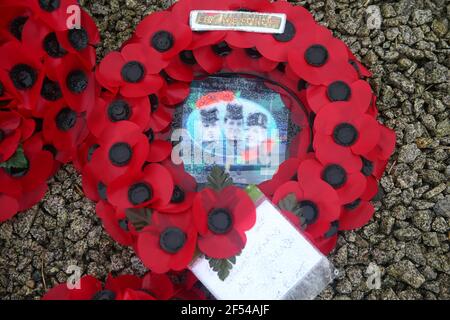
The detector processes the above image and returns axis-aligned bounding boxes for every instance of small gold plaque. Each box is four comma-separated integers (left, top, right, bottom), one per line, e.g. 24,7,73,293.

190,10,287,34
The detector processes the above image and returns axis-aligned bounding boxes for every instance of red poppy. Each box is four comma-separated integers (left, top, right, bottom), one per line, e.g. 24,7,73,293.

43,273,149,300
88,91,151,138
46,54,96,113
136,210,198,273
0,3,33,43
310,233,338,255
224,47,278,73
42,275,103,300
43,100,89,152
55,9,100,68
288,24,357,85
0,110,35,162
298,158,366,205
97,43,166,97
134,11,192,60
192,186,256,259
0,183,19,222
72,133,99,171
96,201,135,246
0,41,45,111
193,41,231,74
140,272,175,300
306,79,373,114
159,81,191,106
146,93,174,132
273,175,340,239
364,125,396,162
107,163,174,211
313,102,381,170
170,0,227,49
253,1,317,62
29,0,80,32
339,198,375,231
89,121,149,184
157,159,197,214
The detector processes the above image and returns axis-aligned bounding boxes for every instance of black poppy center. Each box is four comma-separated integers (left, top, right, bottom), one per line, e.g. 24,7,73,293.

119,219,129,232
91,290,116,300
145,129,154,143
121,61,145,83
212,42,232,57
109,142,132,167
160,227,186,254
97,181,107,200
149,94,159,112
297,79,308,91
327,81,351,101
107,100,131,122
55,107,77,131
170,186,185,204
5,157,30,178
41,77,62,101
10,64,37,90
245,47,262,59
43,144,58,158
299,200,319,225
305,44,329,67
322,164,347,189
66,70,88,93
344,198,361,210
273,20,296,42
128,182,153,205
208,208,233,234
68,27,89,51
333,123,358,146
39,0,60,12
325,221,339,238
361,157,374,177
43,32,67,58
151,30,174,52
9,16,28,41
0,82,4,96
87,144,99,162
179,50,196,65
0,130,5,142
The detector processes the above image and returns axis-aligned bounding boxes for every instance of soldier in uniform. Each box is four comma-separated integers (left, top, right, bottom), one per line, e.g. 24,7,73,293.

244,112,272,165
199,107,221,165
223,103,244,166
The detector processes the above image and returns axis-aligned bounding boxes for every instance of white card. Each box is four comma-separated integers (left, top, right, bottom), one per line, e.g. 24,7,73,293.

190,188,335,300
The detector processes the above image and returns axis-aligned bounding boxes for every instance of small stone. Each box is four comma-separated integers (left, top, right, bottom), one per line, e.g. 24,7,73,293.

25,280,35,289
431,217,448,233
424,183,446,199
411,10,433,26
431,19,448,37
433,196,450,218
387,260,426,288
435,119,450,138
397,144,421,163
393,227,421,241
388,72,415,94
412,211,432,232
422,232,440,247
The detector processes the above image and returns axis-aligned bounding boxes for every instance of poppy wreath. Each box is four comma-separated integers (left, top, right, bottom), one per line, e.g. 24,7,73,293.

0,0,99,222
42,270,206,300
79,0,396,279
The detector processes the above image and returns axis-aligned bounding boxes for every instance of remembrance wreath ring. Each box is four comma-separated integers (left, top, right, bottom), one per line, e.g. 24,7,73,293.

0,0,396,286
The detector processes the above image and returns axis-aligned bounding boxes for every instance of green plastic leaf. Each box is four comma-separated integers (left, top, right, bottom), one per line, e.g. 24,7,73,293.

278,193,307,230
125,208,152,231
206,166,233,191
206,253,240,281
0,145,28,169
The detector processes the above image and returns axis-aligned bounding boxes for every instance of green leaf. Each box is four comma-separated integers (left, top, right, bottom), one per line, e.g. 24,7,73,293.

206,253,240,281
125,208,152,231
0,145,28,169
206,166,233,191
278,193,307,230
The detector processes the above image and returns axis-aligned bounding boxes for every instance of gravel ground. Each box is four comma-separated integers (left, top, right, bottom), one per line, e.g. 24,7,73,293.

0,0,448,300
